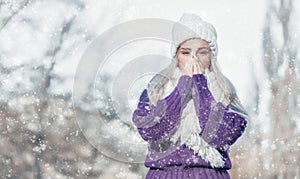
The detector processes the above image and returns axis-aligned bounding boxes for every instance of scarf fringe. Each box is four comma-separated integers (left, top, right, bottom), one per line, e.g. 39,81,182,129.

169,98,225,168
185,132,225,168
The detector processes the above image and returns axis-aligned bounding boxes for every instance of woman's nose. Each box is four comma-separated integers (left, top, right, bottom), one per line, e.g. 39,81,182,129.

191,52,197,60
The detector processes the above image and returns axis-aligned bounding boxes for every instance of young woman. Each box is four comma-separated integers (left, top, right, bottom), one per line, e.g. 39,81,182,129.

132,13,248,179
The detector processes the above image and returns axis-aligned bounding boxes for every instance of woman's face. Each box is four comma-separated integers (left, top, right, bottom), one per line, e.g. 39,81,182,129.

176,38,212,72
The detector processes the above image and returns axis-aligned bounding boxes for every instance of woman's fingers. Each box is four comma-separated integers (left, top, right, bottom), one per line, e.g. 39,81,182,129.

182,59,208,76
198,60,204,73
193,61,197,74
183,60,193,77
188,61,194,76
194,60,204,74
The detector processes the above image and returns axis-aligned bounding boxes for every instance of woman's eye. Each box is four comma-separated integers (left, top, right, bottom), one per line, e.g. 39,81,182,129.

181,51,190,55
197,50,209,55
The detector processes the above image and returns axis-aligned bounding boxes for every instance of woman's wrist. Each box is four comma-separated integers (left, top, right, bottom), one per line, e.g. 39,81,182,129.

192,73,207,88
177,75,193,100
191,73,215,105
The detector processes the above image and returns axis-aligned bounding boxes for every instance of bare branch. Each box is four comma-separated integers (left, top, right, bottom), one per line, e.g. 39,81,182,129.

0,0,32,33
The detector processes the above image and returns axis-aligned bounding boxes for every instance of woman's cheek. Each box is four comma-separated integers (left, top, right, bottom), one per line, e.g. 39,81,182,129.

178,56,185,66
201,58,210,68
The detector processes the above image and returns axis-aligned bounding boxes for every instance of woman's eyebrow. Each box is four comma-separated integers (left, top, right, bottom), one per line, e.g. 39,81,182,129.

179,47,191,50
180,47,210,50
197,47,210,50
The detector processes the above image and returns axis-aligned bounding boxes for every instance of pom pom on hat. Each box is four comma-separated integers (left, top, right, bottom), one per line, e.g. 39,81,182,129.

171,13,218,59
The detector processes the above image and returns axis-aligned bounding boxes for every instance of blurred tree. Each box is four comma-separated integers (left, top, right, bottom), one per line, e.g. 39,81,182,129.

0,0,145,178
229,0,300,178
261,0,300,178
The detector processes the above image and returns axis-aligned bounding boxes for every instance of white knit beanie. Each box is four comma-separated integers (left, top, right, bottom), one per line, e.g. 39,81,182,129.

171,13,218,59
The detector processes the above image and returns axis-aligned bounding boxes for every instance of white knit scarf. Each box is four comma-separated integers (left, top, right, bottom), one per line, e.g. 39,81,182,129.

159,67,225,168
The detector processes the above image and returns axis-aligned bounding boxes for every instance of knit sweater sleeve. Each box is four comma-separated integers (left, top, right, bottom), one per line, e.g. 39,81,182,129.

132,75,193,142
191,74,248,151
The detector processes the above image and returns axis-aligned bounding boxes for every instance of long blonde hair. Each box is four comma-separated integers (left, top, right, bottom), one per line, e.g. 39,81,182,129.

146,53,248,118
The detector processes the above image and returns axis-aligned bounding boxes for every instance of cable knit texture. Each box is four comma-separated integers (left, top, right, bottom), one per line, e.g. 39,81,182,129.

192,74,248,151
132,75,193,141
171,13,218,58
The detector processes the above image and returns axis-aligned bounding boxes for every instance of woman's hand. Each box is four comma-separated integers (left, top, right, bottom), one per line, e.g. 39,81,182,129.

193,60,205,75
182,59,194,77
182,59,209,77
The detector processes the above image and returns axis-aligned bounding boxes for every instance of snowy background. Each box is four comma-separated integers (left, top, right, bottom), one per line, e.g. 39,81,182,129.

0,0,299,178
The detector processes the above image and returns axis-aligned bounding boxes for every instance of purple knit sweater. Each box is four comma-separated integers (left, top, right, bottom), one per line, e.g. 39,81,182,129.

132,74,247,170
